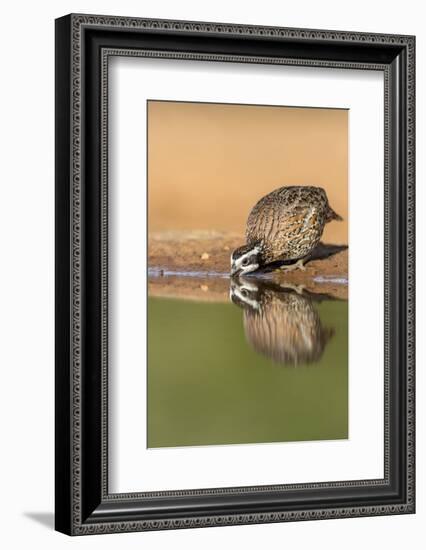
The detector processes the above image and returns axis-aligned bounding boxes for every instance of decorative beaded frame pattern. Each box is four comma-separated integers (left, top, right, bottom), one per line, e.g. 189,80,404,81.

63,14,415,535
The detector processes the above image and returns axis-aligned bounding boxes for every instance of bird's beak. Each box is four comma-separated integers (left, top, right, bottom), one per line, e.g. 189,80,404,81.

231,266,242,277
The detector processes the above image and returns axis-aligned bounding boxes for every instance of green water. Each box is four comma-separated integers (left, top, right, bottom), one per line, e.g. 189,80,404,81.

147,285,348,448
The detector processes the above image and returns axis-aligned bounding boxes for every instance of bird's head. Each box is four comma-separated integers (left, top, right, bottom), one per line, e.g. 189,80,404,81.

230,243,262,277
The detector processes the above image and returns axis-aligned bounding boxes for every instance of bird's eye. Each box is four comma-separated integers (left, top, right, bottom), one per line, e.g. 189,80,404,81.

242,258,249,266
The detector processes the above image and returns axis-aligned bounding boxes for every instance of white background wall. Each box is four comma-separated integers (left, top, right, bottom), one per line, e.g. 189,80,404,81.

0,0,423,548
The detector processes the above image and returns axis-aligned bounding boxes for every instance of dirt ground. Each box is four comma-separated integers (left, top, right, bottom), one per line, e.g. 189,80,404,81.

148,231,348,301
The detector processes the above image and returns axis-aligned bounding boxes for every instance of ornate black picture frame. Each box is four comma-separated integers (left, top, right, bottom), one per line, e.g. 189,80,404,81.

55,13,415,535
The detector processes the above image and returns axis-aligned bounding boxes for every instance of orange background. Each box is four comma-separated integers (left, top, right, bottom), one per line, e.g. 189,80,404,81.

148,101,348,244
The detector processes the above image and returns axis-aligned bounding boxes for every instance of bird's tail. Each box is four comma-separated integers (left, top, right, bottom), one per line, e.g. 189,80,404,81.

326,206,343,222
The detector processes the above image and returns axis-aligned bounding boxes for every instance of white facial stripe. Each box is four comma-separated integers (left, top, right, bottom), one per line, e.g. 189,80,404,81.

234,246,260,269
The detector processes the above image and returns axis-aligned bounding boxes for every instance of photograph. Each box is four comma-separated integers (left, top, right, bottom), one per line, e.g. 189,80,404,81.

0,0,419,544
51,8,415,539
147,100,349,448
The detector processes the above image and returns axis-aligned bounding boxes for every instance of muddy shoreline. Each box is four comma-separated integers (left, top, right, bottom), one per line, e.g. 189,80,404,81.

148,231,348,301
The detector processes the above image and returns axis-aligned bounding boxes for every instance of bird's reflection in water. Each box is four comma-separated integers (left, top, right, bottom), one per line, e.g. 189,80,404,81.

230,278,334,366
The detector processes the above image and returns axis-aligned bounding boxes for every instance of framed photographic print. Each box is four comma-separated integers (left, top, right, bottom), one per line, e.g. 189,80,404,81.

55,14,415,535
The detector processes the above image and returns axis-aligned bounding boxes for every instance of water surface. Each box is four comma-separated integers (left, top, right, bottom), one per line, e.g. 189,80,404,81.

148,278,348,448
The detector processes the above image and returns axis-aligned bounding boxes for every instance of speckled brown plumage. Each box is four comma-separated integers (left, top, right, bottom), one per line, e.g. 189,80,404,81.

246,186,341,264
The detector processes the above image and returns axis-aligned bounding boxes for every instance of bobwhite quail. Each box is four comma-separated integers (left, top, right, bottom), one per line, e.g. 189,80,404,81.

231,186,342,276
